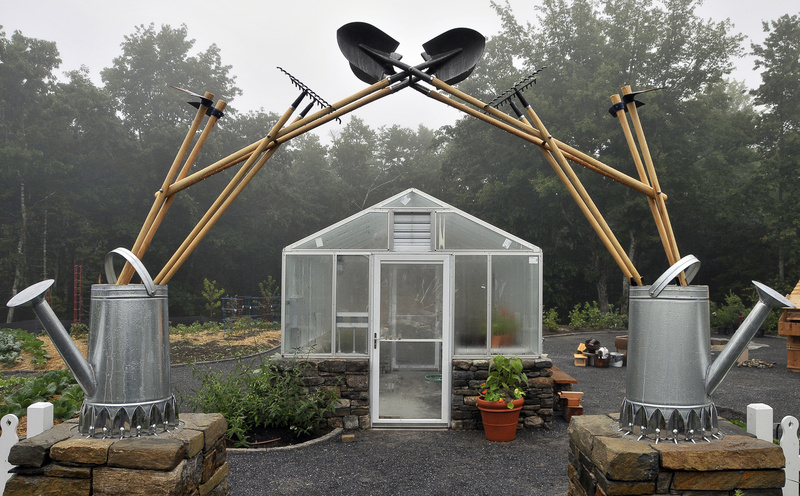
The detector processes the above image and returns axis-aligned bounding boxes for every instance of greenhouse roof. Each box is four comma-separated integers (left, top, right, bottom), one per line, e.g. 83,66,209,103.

284,188,540,253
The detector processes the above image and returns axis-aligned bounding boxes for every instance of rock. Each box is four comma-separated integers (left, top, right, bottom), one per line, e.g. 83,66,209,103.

346,375,368,390
656,435,785,471
165,424,205,458
93,461,188,496
8,422,75,468
568,414,619,457
592,436,659,481
524,416,545,429
199,463,229,496
107,437,185,471
181,413,227,452
4,474,90,495
50,438,115,465
318,359,346,373
343,415,360,430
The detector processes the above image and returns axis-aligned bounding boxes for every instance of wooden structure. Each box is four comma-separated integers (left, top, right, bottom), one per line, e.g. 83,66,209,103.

779,278,800,372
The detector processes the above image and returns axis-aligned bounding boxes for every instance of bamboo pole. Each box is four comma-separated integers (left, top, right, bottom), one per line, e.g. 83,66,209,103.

416,81,660,201
116,91,213,285
521,102,642,285
163,83,395,196
621,86,685,285
610,93,675,267
154,94,305,285
425,77,665,200
133,99,229,269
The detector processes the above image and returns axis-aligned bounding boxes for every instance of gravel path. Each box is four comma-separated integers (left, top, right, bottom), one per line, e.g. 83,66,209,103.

171,330,799,495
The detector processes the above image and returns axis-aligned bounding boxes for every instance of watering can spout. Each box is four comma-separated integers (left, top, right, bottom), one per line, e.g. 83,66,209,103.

6,280,97,399
705,281,795,396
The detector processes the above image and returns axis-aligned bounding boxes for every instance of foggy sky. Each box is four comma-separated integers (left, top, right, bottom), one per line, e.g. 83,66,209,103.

3,0,797,139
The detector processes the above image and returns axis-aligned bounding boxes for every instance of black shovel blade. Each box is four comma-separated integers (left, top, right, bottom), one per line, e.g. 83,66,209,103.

421,28,485,85
337,22,400,84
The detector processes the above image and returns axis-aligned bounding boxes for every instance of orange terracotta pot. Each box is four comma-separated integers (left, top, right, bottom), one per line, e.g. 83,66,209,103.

477,396,524,441
491,334,515,348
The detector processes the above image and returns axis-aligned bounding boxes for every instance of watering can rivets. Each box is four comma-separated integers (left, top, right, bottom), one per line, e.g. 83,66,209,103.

119,427,125,440
102,427,108,439
136,425,142,437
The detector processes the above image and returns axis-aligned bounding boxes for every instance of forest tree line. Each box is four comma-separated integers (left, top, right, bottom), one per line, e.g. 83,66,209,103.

2,0,798,322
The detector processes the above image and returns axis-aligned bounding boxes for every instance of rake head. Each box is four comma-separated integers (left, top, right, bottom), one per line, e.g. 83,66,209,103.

277,67,340,123
487,67,547,109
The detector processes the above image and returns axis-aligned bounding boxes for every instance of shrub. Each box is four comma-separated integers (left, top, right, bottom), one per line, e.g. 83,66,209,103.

188,354,340,447
543,308,559,332
568,302,628,330
710,292,746,332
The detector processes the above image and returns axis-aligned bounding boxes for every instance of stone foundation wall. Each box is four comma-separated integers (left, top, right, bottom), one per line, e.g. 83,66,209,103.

452,357,555,430
568,414,786,495
280,356,555,431
272,357,371,431
5,413,228,496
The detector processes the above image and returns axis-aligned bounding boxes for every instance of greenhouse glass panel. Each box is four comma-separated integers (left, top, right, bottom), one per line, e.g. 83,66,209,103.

284,255,333,353
491,255,540,354
383,191,442,208
294,212,389,250
454,255,488,354
437,212,528,251
335,255,369,354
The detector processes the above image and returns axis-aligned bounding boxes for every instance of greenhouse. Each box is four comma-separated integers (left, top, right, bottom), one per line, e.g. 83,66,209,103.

281,188,543,427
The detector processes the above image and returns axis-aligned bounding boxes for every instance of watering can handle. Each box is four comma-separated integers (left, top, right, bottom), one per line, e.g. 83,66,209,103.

104,248,157,296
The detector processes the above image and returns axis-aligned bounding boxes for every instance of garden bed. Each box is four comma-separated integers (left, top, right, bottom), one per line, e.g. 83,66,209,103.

0,325,281,372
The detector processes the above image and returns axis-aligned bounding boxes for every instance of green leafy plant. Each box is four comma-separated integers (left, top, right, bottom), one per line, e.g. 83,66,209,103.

0,329,49,368
710,292,747,332
69,322,89,338
259,276,280,299
0,370,83,420
568,302,628,330
188,353,340,447
0,333,22,366
543,308,559,332
202,278,225,319
476,355,527,408
491,306,517,336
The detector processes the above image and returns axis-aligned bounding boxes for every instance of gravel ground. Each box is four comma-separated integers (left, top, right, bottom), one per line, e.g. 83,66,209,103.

171,329,799,496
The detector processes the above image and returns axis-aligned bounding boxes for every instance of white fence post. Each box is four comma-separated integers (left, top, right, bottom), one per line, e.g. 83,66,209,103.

781,416,800,496
748,403,775,442
27,402,54,438
0,413,19,493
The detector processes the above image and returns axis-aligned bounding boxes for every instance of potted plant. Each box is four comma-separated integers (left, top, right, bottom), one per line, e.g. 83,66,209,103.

491,306,517,348
475,354,527,441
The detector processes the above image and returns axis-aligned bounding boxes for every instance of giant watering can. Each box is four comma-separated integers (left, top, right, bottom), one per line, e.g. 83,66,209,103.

6,248,178,438
620,255,795,443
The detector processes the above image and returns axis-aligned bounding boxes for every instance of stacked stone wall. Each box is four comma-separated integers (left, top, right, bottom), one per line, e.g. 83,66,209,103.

5,413,228,496
568,414,786,495
281,356,555,431
451,357,555,430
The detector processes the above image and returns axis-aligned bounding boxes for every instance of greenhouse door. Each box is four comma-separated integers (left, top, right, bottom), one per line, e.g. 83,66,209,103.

370,256,451,427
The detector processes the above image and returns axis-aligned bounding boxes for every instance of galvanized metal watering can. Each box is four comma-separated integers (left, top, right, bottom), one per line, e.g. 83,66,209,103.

6,248,178,438
619,255,795,443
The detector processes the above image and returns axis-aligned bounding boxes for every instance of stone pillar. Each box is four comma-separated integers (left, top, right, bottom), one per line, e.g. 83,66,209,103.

5,413,229,496
568,414,786,495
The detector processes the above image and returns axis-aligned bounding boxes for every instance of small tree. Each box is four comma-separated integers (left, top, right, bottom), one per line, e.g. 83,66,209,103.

202,278,225,319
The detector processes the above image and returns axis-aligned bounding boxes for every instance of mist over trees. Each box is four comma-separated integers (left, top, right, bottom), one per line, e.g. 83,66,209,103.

1,2,799,322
